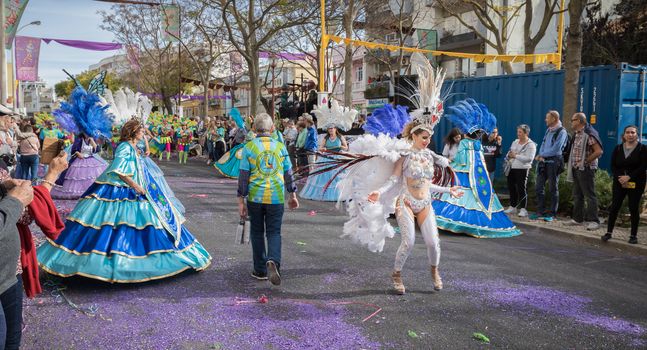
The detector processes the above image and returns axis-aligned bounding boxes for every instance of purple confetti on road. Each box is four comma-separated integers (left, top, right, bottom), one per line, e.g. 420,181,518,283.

453,279,645,338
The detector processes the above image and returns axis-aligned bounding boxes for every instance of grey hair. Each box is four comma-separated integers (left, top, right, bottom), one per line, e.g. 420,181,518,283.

547,110,560,121
253,113,274,133
573,112,587,124
517,124,530,135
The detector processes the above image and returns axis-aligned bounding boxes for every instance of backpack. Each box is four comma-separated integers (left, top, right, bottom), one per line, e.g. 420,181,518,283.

553,127,573,163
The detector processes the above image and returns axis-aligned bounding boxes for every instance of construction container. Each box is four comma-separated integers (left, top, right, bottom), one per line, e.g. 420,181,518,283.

434,63,647,173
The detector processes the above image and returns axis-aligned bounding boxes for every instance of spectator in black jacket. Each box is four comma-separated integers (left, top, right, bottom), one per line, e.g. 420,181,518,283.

602,125,647,244
482,128,502,182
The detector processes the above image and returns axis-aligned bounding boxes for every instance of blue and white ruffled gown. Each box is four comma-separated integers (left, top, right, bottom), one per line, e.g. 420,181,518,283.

136,140,186,214
299,137,345,201
432,138,521,238
37,142,211,282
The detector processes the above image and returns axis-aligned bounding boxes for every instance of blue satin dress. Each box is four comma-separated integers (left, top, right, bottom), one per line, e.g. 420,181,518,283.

299,137,344,201
432,138,521,238
37,142,211,282
136,140,186,214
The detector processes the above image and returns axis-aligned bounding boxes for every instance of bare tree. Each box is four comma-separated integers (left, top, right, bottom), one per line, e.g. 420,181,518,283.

436,0,525,74
362,0,432,85
175,1,231,117
342,0,361,107
216,0,318,116
562,0,590,130
523,0,563,72
100,5,188,113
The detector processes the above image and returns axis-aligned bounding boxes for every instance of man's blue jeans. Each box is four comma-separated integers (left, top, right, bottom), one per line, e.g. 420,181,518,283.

535,160,561,216
247,201,284,274
1,275,23,350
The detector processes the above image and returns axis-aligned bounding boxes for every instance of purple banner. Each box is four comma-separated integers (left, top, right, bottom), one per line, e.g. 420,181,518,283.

259,51,307,61
41,38,123,51
15,36,40,81
140,92,231,100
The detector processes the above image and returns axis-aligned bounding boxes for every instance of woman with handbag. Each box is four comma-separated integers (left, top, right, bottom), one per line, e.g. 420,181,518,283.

504,124,536,217
601,125,647,244
17,124,40,181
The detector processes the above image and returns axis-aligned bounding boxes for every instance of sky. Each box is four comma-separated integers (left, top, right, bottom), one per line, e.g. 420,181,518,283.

16,0,119,87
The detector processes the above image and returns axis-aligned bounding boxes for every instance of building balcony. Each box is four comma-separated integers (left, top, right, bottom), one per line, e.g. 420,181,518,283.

438,31,483,52
364,80,392,99
352,81,366,91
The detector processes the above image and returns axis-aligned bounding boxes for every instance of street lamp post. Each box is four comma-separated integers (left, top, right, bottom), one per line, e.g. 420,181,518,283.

270,55,277,118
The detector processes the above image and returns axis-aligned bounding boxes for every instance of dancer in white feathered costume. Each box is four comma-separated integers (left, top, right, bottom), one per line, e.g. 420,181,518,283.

335,54,463,295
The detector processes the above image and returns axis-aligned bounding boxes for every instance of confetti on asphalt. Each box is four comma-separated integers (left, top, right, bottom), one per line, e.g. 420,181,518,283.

473,332,490,343
296,241,307,246
408,330,419,338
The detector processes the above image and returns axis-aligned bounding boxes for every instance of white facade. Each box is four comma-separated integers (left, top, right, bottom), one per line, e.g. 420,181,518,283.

22,81,56,115
88,54,130,76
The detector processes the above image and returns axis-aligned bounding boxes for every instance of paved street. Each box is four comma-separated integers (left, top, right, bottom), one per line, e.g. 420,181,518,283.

23,160,647,349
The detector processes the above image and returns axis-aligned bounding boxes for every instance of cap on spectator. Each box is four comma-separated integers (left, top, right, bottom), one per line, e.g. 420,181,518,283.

0,104,13,116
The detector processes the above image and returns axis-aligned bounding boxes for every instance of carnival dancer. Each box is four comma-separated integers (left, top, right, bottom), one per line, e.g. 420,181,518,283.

38,118,211,282
158,123,173,161
176,123,193,164
309,54,460,294
432,99,522,238
298,99,355,201
51,133,108,200
214,108,250,178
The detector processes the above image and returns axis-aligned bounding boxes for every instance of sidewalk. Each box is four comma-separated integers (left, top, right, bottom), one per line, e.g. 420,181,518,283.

510,214,647,255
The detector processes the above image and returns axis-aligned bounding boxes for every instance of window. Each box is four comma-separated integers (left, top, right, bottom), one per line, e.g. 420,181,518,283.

385,33,397,42
356,66,363,82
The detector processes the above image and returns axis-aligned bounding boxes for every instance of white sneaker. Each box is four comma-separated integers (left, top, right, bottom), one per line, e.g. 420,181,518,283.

504,206,517,214
586,222,600,231
518,208,528,217
565,219,582,226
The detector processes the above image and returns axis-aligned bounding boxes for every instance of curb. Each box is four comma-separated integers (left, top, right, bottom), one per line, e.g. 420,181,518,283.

512,220,647,256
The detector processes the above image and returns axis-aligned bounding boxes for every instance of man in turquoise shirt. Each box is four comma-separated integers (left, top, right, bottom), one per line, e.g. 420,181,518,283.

237,113,298,285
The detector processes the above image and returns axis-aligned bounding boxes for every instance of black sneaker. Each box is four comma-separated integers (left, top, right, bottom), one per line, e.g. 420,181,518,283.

601,233,612,242
628,236,638,244
266,260,281,286
251,271,268,280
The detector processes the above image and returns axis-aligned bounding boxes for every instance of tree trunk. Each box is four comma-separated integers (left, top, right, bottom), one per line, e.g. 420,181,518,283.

343,0,354,107
524,0,534,73
562,0,586,131
248,53,260,116
202,78,210,117
162,95,174,116
524,43,535,73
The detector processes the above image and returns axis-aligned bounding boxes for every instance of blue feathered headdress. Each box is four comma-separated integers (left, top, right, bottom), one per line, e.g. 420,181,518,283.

230,107,245,129
363,104,411,138
54,86,113,139
445,98,496,135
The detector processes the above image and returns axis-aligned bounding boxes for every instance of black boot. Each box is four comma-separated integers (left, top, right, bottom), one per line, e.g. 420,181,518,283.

628,236,638,244
601,233,612,242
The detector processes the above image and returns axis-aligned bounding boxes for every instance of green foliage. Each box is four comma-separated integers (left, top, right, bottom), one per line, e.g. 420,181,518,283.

54,69,123,98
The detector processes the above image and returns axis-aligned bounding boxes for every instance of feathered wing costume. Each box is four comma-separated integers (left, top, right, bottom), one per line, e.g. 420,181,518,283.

432,98,521,238
51,84,112,199
299,99,358,201
332,53,454,253
214,107,248,178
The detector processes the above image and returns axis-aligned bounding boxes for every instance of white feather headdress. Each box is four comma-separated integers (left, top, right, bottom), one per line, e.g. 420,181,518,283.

100,87,153,125
400,53,447,135
311,99,358,131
